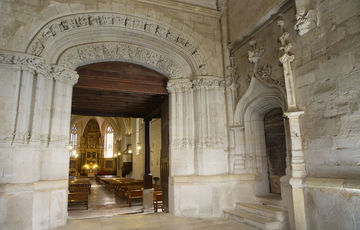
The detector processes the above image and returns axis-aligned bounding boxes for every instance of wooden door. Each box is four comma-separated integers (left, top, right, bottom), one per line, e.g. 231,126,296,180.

160,96,169,212
264,108,286,194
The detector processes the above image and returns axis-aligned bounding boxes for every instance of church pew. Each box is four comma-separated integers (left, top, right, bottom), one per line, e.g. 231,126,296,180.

68,192,88,210
153,191,163,212
128,189,143,207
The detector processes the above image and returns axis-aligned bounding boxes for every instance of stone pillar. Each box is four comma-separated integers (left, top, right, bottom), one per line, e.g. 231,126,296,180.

142,118,154,213
143,118,153,189
167,79,194,176
0,51,78,230
193,76,228,175
278,20,307,230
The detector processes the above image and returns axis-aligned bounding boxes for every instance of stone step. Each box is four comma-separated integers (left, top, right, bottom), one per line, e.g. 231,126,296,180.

236,203,288,221
224,209,282,230
256,194,282,206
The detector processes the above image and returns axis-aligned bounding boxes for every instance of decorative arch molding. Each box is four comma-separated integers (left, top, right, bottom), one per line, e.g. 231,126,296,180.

25,12,210,77
58,42,189,79
234,77,287,126
231,77,287,179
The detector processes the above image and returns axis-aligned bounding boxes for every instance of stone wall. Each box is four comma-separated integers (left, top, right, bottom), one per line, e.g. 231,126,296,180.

228,0,360,228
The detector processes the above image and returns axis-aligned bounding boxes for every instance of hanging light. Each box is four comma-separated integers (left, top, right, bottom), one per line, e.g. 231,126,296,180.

136,143,142,150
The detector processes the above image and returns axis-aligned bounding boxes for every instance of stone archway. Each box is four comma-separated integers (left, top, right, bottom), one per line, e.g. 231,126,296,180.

0,11,228,229
233,77,289,196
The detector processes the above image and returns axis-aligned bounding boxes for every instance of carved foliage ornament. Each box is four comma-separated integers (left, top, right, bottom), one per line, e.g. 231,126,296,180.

27,13,208,75
247,40,285,88
59,42,184,79
167,77,225,93
0,52,79,84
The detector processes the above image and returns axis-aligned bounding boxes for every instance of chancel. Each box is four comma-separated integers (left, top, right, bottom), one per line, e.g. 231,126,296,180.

0,0,359,230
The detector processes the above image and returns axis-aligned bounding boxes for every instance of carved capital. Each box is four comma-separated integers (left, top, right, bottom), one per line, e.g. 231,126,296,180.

0,52,51,76
0,51,79,83
294,9,319,36
51,66,79,85
167,79,193,93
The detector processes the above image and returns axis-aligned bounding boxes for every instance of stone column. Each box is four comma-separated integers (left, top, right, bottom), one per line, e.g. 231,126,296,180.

193,76,228,175
278,20,307,230
0,51,78,230
167,79,194,176
143,118,153,189
143,118,154,213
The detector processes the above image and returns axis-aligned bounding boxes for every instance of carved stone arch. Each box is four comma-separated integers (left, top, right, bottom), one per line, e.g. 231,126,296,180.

56,41,191,79
234,77,287,126
25,12,211,78
233,77,288,195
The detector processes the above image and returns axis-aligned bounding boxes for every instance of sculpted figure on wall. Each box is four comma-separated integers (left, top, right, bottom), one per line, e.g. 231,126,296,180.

294,9,319,36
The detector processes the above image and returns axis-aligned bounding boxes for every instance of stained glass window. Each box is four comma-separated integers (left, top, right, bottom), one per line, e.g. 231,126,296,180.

104,126,114,158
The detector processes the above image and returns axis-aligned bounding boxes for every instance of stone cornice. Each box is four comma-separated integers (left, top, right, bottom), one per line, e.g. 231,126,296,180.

0,50,79,84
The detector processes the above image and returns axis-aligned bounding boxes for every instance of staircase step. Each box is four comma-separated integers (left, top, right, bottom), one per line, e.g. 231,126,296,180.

236,203,287,221
224,209,283,230
256,194,282,206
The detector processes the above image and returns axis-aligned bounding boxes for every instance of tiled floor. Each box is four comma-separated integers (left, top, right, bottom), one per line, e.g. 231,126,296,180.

53,213,257,230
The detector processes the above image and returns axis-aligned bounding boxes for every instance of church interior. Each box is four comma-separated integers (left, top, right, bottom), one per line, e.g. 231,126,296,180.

0,0,359,229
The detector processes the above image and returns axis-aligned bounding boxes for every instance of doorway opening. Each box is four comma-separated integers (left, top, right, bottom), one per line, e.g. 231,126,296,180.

67,62,169,218
263,108,286,195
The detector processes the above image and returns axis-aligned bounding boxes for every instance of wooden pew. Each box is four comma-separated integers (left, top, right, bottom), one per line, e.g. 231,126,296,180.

68,192,88,210
128,189,143,207
153,191,163,212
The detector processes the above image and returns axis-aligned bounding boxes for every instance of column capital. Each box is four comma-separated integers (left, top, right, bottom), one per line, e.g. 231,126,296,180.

284,110,304,118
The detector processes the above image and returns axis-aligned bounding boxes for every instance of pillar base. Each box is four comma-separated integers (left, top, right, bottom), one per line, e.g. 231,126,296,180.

142,188,154,213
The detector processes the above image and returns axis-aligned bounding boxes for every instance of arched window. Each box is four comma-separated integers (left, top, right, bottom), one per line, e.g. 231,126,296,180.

70,125,78,158
104,126,114,158
70,125,77,150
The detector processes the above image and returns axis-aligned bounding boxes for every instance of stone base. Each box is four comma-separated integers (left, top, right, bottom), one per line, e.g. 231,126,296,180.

142,188,154,213
0,180,68,230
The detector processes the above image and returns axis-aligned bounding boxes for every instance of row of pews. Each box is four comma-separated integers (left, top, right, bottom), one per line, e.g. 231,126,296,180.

68,176,91,210
97,175,163,211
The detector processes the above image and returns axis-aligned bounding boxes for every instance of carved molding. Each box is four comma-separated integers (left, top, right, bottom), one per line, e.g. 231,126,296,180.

58,42,184,79
247,40,285,88
167,77,225,92
171,138,195,149
294,9,319,36
167,79,193,93
192,77,225,90
0,52,79,84
26,12,208,75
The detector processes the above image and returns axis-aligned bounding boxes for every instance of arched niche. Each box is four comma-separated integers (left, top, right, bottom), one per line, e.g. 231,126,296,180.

233,77,289,196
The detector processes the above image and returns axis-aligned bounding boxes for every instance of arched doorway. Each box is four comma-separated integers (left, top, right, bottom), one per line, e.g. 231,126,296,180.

263,108,286,194
68,61,169,216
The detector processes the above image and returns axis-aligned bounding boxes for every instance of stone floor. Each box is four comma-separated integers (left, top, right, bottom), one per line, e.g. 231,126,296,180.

53,213,258,230
68,179,143,219
62,179,257,229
